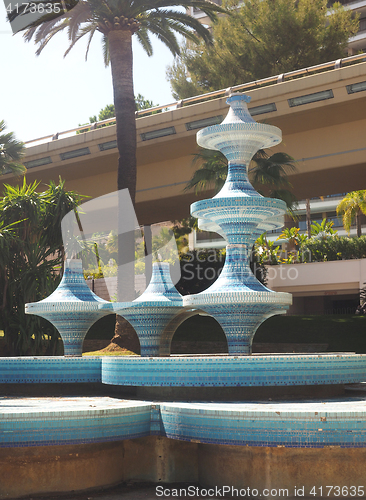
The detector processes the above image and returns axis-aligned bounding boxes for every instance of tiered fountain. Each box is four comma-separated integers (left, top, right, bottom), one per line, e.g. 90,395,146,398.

0,94,365,499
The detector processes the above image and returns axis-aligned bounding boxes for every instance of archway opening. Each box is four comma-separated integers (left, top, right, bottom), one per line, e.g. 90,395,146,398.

84,314,141,355
171,314,228,355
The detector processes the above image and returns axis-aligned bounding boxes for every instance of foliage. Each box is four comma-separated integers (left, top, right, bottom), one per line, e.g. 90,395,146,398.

172,217,197,253
186,148,297,211
337,191,366,237
78,94,160,132
0,178,82,356
135,93,157,112
310,219,337,237
277,227,301,248
0,120,26,176
255,233,279,264
254,221,366,266
82,225,180,280
303,235,366,263
167,0,359,99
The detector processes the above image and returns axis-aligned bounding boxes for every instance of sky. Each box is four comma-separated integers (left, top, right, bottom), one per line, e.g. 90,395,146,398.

0,9,176,143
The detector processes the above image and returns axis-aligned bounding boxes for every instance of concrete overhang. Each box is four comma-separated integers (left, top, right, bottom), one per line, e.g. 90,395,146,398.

2,61,366,225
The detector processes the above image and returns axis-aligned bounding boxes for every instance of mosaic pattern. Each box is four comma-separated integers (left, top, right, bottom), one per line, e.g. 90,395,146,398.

100,263,184,357
25,260,110,356
160,398,366,448
0,357,101,383
0,397,151,447
184,94,292,355
1,354,365,387
2,396,366,449
101,354,366,387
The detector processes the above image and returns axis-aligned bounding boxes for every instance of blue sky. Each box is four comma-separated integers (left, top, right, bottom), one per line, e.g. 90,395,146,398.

0,10,175,143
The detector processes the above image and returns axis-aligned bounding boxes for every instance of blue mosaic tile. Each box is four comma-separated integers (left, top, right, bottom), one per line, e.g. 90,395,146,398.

0,357,101,383
101,354,366,387
160,399,366,448
0,397,151,447
99,263,183,357
184,94,292,355
1,396,366,449
25,260,110,356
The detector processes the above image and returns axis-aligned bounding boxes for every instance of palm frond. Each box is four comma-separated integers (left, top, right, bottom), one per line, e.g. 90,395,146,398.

337,191,366,235
143,9,213,44
144,20,181,55
135,27,153,56
150,0,226,22
66,0,92,41
186,147,297,209
35,20,70,55
0,121,26,176
102,34,110,65
64,23,95,58
185,149,227,194
250,151,296,188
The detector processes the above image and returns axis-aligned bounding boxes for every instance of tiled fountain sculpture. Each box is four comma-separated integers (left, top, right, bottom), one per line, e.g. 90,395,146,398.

25,259,110,356
183,94,292,353
26,93,291,356
11,93,366,499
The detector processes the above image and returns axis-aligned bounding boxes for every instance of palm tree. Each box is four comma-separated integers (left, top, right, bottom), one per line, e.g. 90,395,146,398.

337,191,366,237
186,148,298,210
0,121,26,176
12,0,225,349
14,0,224,204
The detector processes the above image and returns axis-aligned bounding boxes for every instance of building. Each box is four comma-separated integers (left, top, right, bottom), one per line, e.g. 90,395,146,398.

2,55,366,314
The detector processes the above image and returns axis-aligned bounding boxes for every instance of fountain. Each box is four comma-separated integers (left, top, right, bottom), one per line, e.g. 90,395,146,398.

0,93,366,499
183,93,291,354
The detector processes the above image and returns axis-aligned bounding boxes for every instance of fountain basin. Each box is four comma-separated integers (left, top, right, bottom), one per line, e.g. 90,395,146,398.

1,392,366,499
0,354,365,387
2,395,366,449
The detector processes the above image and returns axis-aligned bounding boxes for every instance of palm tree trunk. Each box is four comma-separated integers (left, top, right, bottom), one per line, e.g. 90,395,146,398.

108,29,138,349
356,210,362,237
306,198,311,239
108,29,137,202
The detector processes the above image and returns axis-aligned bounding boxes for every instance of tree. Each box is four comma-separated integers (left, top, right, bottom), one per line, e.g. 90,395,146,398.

185,148,298,210
12,0,225,350
80,94,158,130
337,191,366,237
167,0,359,99
0,178,83,356
16,0,224,203
0,121,26,176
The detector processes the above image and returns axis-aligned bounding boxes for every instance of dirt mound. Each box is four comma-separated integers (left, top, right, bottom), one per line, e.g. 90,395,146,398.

98,343,137,355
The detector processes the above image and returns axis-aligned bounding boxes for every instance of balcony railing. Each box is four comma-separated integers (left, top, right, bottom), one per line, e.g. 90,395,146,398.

24,52,366,147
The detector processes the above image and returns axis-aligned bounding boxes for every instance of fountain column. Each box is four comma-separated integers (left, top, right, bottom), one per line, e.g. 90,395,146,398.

184,93,292,355
25,259,110,356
